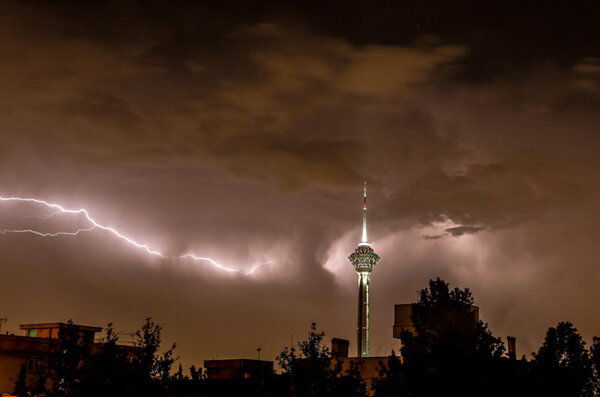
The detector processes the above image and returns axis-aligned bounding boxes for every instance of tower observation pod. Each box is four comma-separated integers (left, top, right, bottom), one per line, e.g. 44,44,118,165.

348,182,380,357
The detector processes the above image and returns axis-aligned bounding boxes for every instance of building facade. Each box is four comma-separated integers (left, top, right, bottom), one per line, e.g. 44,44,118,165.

0,322,103,395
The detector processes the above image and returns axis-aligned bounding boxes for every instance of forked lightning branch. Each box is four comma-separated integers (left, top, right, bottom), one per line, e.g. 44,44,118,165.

0,196,268,275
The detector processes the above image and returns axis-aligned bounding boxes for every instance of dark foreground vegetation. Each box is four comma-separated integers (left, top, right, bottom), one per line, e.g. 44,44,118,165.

13,279,600,397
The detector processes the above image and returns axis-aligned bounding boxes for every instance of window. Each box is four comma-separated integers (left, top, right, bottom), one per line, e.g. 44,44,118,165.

28,329,37,338
27,358,41,373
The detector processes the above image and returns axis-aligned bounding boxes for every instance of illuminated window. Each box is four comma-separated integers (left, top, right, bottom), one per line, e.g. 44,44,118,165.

28,329,37,338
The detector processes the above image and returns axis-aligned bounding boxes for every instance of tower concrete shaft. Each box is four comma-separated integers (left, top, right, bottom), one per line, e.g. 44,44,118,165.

348,182,380,357
357,272,371,356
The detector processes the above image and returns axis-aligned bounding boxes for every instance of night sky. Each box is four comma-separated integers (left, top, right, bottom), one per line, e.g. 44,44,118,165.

1,0,600,368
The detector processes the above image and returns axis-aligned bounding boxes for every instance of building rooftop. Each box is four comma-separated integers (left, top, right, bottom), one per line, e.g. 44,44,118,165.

19,323,102,333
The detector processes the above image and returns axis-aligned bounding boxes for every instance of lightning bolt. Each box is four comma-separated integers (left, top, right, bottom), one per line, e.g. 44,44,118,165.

0,196,269,275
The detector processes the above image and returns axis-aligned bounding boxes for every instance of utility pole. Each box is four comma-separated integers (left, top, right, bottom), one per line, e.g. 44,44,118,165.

257,346,261,361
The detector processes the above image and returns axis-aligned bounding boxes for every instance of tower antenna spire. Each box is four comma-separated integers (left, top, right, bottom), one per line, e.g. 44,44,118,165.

362,182,368,244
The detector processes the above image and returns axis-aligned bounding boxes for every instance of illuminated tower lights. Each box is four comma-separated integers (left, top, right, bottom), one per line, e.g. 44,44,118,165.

348,182,380,357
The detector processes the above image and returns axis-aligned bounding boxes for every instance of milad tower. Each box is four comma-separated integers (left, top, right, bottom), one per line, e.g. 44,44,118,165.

348,182,380,357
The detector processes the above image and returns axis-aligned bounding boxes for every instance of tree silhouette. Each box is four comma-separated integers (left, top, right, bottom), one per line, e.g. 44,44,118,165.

277,322,365,397
46,320,91,397
78,323,136,397
37,318,177,397
126,317,176,396
372,351,403,397
533,321,594,397
12,364,27,397
375,278,504,397
591,337,600,394
189,365,202,381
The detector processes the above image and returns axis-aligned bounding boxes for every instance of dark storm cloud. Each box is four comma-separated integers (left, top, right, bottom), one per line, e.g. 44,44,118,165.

1,0,600,367
444,226,485,237
388,152,596,230
0,3,465,189
422,234,444,240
